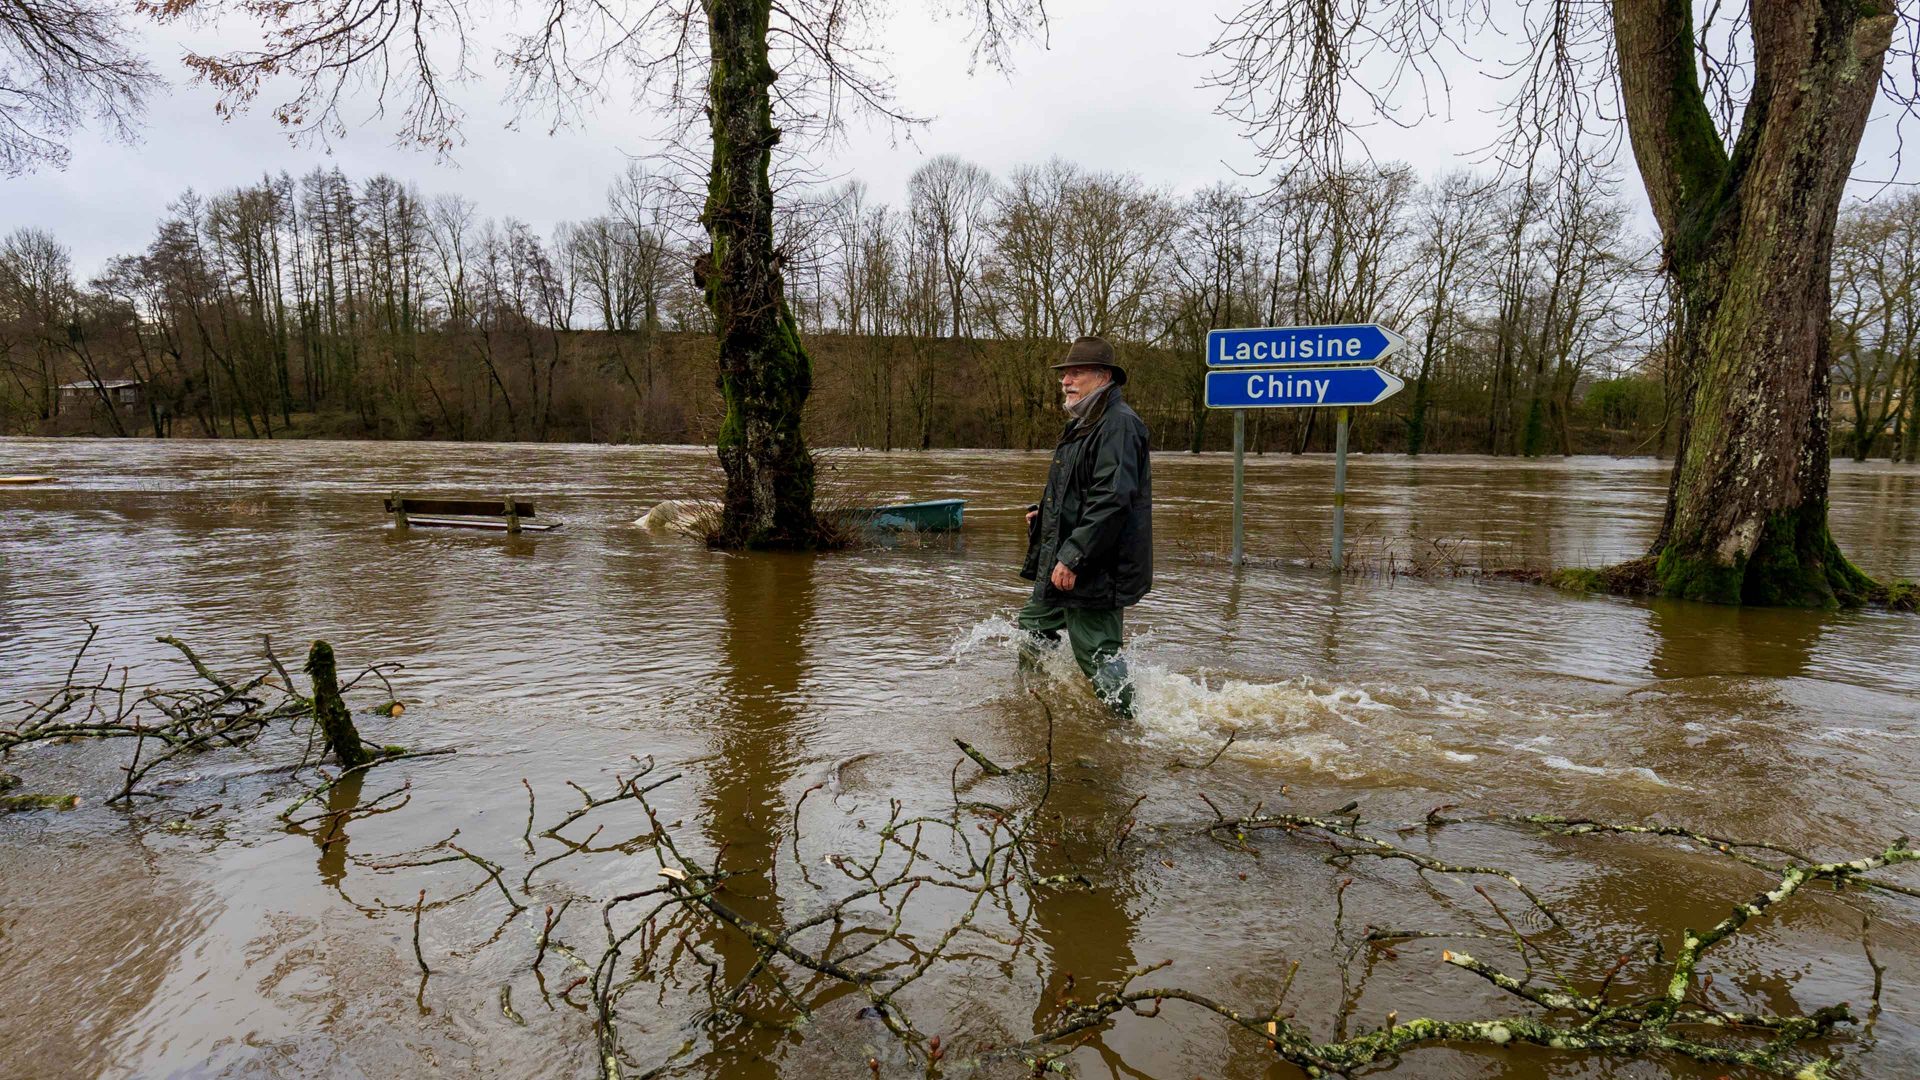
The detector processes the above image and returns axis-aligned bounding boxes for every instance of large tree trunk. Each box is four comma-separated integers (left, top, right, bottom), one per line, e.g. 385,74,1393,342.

1613,0,1893,605
702,0,819,548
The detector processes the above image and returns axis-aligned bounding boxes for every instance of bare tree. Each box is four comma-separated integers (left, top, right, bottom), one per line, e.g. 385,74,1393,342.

981,158,1076,448
88,254,174,435
900,194,950,450
1260,164,1414,452
1058,170,1178,342
1404,171,1492,456
1832,194,1920,461
908,155,996,340
826,181,904,448
1518,170,1635,459
908,155,998,435
1168,183,1255,452
140,0,1045,545
0,0,157,174
1210,0,1917,604
0,227,73,420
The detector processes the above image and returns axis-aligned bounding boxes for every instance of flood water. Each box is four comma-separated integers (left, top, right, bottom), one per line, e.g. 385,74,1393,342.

3,437,1919,1079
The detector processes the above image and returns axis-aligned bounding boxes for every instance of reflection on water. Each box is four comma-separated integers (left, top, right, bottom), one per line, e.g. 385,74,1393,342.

310,772,366,888
696,552,817,1079
1645,598,1825,680
3,437,1919,1078
1024,779,1143,1049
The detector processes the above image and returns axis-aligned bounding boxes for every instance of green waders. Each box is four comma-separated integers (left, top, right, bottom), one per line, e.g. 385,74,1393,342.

1017,599,1135,717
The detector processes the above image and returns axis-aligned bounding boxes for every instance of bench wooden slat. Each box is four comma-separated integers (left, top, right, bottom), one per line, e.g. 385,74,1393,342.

384,497,536,518
405,515,557,532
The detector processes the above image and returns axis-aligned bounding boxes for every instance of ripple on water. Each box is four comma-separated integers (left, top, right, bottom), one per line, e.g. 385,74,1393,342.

6,440,1920,1079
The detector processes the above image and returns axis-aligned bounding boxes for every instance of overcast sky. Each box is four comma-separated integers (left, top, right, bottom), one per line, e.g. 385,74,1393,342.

5,0,1914,281
4,0,1523,278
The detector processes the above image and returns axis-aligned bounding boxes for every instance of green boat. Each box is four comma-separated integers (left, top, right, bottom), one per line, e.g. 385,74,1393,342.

859,498,965,532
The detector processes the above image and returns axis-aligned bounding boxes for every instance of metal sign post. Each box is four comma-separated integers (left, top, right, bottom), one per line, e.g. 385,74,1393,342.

1204,326,1405,572
1332,407,1350,570
1231,409,1246,568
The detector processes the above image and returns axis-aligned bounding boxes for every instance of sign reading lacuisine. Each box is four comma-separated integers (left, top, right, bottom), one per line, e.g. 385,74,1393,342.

1205,324,1406,368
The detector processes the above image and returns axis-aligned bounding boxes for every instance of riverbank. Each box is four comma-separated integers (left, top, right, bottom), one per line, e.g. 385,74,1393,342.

18,329,1680,456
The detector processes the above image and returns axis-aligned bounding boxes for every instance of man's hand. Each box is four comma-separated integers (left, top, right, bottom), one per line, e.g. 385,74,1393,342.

1050,561,1076,591
1026,509,1038,525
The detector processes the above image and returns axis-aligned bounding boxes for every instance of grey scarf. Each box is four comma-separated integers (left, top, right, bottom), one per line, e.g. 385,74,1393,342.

1065,382,1113,424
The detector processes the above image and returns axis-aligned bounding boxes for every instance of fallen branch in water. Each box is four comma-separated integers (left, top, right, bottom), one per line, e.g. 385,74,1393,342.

412,889,432,975
1499,812,1920,901
27,630,1905,1078
3,627,423,807
374,720,1913,1080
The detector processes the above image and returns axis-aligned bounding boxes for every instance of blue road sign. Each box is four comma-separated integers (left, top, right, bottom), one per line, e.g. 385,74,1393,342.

1207,324,1406,367
1205,365,1406,409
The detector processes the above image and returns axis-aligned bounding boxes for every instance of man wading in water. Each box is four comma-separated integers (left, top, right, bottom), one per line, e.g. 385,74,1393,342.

1020,336,1153,717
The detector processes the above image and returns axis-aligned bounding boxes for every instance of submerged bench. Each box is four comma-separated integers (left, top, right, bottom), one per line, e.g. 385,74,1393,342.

384,494,557,534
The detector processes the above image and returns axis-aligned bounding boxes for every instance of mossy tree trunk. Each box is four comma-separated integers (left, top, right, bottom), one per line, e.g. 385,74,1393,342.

1614,0,1893,605
700,0,819,549
305,640,372,769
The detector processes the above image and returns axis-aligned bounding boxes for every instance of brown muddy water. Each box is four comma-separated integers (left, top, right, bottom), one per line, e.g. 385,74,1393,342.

2,437,1919,1080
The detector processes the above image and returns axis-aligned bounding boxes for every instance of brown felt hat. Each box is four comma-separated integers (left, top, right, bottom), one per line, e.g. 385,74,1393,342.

1050,336,1127,385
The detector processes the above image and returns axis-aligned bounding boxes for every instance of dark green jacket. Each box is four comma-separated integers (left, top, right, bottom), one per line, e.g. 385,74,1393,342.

1021,386,1153,609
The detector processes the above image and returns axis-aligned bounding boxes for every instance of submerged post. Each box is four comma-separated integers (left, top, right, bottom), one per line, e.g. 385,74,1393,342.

1231,409,1246,568
305,640,372,769
1332,407,1350,571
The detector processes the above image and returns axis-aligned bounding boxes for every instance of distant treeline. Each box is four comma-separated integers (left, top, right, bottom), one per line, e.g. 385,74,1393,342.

3,156,1914,457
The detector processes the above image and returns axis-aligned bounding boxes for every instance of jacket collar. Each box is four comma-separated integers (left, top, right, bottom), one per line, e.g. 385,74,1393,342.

1063,384,1120,440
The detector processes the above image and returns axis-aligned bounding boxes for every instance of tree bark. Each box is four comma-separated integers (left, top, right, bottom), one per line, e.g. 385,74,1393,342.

1613,0,1894,605
702,0,819,548
305,640,371,770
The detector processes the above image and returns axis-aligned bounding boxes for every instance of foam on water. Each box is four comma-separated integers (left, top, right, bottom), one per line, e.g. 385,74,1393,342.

1811,725,1920,746
949,617,1684,791
1130,665,1374,740
1538,755,1671,787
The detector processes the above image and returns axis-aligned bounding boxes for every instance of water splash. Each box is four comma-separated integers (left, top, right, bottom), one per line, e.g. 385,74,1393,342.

949,616,1683,790
947,614,1026,659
